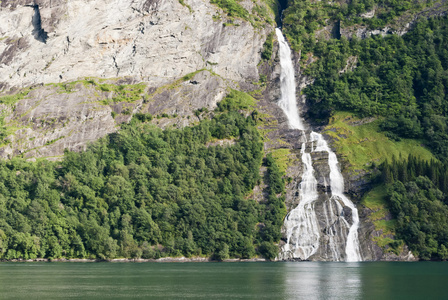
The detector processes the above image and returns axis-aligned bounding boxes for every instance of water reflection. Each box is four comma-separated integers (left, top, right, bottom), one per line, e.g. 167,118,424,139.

1,262,448,299
284,262,362,300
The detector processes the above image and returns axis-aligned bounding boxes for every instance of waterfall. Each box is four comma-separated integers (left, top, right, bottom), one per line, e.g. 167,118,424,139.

276,28,304,131
275,28,362,262
281,141,320,259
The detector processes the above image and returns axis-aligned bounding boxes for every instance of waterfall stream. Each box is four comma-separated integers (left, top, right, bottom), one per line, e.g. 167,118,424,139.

275,28,362,262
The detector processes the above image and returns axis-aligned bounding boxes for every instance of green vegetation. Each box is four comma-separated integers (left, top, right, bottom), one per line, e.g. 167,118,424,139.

44,136,65,146
0,88,32,106
260,153,287,259
269,148,290,174
288,8,448,259
134,113,153,122
181,69,206,82
339,0,435,29
0,107,285,260
178,0,193,13
48,78,147,104
210,0,278,27
148,69,209,99
373,155,448,260
210,0,250,20
282,0,440,53
361,185,400,254
0,88,33,142
216,89,256,112
360,152,448,260
386,176,448,260
96,82,146,104
283,0,337,52
261,32,274,61
382,155,448,196
305,16,448,162
324,112,435,172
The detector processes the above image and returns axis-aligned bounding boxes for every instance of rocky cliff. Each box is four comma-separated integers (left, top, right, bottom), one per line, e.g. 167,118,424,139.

0,0,274,158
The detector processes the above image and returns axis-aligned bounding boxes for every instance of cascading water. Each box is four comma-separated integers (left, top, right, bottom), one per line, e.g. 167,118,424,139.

276,28,304,131
275,28,362,262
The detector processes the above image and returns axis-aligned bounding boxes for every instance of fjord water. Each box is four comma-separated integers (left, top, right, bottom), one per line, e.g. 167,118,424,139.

275,28,361,261
0,262,447,299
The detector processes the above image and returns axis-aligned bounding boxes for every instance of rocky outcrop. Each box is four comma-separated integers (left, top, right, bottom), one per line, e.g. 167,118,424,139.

340,0,448,39
1,82,119,159
0,0,267,91
0,0,275,158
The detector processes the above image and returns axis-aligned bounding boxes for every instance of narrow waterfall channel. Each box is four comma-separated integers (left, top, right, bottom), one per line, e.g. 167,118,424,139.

275,28,362,262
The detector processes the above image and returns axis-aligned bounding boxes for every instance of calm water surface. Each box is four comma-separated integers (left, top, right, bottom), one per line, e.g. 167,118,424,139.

0,261,447,299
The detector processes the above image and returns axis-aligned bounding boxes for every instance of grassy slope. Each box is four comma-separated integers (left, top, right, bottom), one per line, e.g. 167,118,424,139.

324,111,435,254
324,112,434,173
210,0,279,27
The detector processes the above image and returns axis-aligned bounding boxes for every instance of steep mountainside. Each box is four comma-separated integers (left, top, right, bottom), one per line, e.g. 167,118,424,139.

1,0,447,261
0,0,273,159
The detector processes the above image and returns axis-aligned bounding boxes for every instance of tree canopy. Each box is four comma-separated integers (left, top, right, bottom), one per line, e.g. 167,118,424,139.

0,110,285,260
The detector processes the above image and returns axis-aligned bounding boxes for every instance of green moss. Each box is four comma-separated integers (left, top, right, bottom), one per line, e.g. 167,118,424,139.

178,0,193,13
0,123,31,147
361,184,405,255
210,0,250,21
256,112,278,144
373,236,395,248
146,69,210,100
0,88,33,143
45,136,65,146
49,78,147,105
48,81,78,93
181,69,206,82
261,31,274,60
217,89,256,112
96,82,146,104
211,0,278,28
361,185,391,233
0,88,32,105
324,112,435,172
269,148,290,174
361,185,387,210
373,236,404,255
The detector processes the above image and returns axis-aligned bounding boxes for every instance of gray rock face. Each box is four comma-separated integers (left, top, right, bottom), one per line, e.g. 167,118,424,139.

0,69,236,159
144,70,227,118
0,0,266,92
1,83,120,159
0,0,273,158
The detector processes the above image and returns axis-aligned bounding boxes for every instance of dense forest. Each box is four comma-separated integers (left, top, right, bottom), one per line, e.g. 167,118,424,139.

286,7,448,260
283,0,439,52
0,101,285,260
382,156,448,260
302,16,448,162
1,0,448,262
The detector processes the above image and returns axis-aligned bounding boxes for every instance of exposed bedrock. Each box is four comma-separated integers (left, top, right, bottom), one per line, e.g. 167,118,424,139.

0,0,267,91
0,0,273,158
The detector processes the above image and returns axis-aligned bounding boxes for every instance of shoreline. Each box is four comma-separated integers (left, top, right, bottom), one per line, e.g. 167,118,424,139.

0,257,268,263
